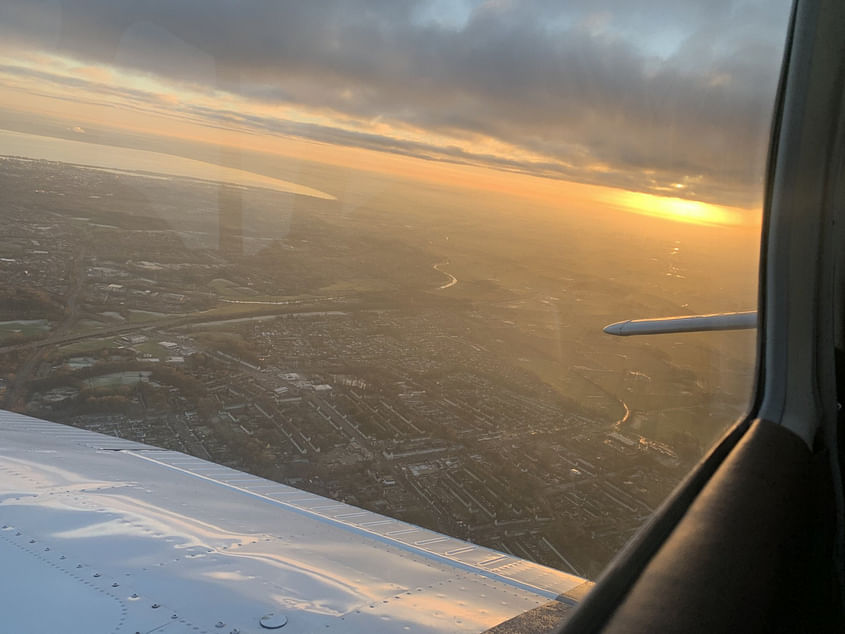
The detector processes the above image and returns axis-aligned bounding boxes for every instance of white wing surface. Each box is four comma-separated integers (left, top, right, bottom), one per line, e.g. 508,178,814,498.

0,410,588,634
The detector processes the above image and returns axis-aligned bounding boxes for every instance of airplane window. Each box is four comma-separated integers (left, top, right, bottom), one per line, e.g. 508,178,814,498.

0,0,792,585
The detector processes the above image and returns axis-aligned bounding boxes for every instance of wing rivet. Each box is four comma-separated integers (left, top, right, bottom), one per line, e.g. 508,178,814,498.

151,603,160,609
259,612,288,629
216,622,226,628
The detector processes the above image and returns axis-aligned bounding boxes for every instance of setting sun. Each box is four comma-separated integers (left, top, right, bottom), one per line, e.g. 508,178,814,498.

601,189,754,226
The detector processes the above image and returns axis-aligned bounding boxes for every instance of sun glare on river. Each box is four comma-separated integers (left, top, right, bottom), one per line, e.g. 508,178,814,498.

603,189,751,226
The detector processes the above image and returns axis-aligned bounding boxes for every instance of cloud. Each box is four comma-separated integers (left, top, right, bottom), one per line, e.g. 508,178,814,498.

0,0,793,206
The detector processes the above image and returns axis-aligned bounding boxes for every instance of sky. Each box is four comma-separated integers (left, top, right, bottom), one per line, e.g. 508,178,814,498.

0,0,793,223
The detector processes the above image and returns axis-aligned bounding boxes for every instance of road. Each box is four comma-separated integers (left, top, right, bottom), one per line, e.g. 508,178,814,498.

0,297,354,356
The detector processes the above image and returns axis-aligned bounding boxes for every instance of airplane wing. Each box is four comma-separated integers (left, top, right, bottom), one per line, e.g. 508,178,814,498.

603,311,757,336
0,409,589,634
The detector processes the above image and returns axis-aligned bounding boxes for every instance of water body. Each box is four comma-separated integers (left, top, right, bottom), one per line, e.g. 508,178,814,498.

0,129,335,200
614,400,632,431
433,262,458,289
219,296,342,306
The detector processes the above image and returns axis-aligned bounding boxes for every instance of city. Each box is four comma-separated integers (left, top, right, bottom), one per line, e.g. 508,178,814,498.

0,155,755,578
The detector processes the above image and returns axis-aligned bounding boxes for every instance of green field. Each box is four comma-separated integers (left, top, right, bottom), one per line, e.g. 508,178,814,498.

55,337,120,357
0,319,51,341
126,309,173,323
83,370,152,388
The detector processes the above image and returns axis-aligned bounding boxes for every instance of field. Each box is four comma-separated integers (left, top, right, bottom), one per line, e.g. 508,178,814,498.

0,319,50,341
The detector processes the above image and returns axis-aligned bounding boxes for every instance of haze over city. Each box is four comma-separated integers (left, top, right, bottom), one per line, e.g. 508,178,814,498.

0,0,790,575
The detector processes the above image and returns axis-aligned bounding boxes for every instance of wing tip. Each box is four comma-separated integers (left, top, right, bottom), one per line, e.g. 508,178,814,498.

603,321,628,336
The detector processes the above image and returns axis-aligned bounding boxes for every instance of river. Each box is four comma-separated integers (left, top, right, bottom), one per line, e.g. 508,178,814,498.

433,262,458,289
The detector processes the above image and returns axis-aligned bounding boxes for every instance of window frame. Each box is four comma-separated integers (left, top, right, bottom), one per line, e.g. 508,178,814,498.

558,0,845,629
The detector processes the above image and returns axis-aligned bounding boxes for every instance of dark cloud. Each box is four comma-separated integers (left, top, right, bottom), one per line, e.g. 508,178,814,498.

0,0,792,206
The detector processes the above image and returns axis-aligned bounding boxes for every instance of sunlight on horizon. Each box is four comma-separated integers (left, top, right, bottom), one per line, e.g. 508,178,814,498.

601,189,756,227
0,47,765,224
